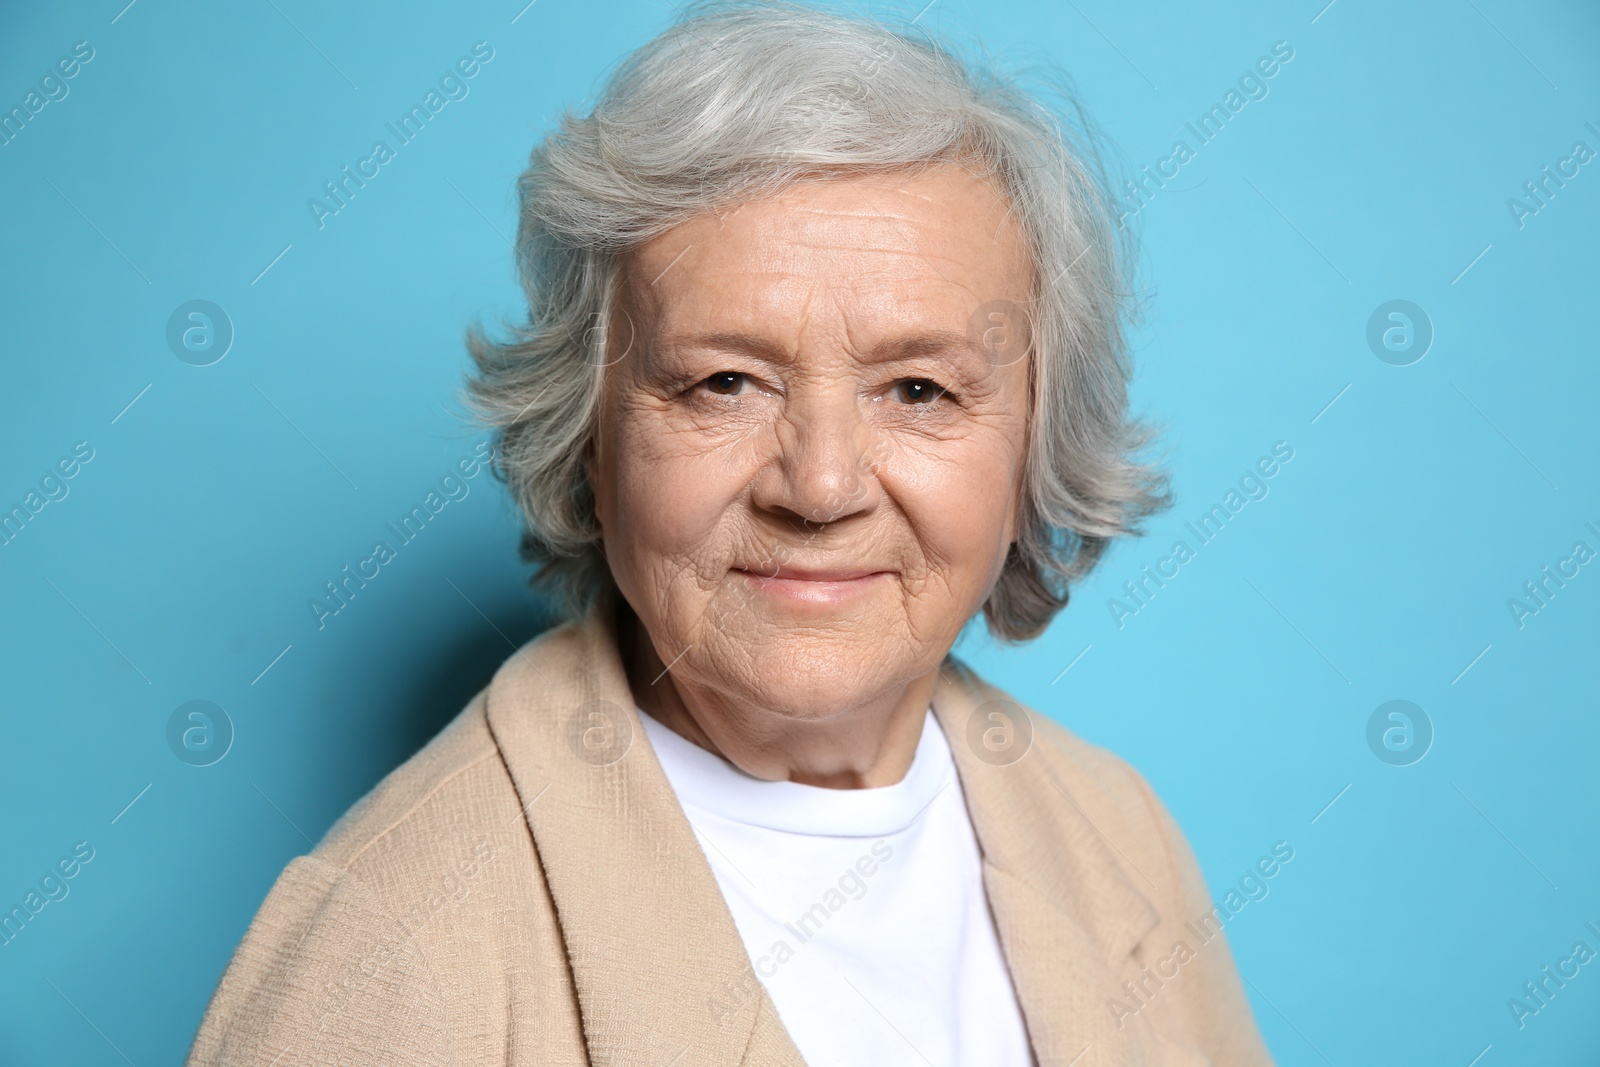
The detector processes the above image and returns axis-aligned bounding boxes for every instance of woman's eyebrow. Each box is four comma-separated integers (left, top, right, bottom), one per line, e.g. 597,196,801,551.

665,332,792,362
866,331,982,363
661,329,982,366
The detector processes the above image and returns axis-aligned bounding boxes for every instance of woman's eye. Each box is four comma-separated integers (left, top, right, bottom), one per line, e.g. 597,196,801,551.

893,378,945,404
702,372,745,396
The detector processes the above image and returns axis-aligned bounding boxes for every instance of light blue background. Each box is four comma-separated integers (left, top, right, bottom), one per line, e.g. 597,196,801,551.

2,1,1596,1064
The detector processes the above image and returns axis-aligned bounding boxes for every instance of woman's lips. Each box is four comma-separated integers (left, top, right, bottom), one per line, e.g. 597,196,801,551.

733,565,892,606
743,564,887,582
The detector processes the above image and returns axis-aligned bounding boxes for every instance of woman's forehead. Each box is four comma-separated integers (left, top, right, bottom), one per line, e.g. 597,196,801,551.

625,165,1035,332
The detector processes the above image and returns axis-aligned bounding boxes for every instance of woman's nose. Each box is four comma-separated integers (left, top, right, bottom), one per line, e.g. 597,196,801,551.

750,390,884,526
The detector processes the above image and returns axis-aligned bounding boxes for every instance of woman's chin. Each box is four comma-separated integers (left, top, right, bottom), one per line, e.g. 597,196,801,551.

695,630,920,721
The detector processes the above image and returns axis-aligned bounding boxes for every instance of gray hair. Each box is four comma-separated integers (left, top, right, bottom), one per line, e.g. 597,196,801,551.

464,0,1168,642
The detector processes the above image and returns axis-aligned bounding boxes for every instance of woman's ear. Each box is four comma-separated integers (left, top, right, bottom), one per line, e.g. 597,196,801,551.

1002,475,1025,548
583,436,606,533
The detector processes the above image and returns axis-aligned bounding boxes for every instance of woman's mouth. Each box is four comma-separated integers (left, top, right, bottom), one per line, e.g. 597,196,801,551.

732,565,893,606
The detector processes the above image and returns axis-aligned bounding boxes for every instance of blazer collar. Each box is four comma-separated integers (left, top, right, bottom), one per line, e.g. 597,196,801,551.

485,598,1168,1067
483,593,805,1067
929,659,1169,1066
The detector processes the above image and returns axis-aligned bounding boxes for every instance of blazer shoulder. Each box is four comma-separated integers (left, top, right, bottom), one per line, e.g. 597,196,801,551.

1032,709,1153,811
962,675,1275,1062
190,680,579,1064
311,687,515,883
186,852,456,1066
957,667,1180,885
963,668,1161,827
1040,713,1181,877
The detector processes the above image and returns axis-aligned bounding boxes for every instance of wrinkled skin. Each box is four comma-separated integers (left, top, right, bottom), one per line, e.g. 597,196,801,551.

589,163,1034,788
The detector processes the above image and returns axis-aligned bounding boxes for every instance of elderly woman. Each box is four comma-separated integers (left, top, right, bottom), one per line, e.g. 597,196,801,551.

188,4,1273,1066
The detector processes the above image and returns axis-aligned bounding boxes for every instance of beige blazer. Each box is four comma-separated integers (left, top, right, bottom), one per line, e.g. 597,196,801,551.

186,598,1274,1066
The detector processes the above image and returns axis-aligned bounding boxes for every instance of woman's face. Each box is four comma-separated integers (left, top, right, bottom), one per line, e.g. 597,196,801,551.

591,163,1034,721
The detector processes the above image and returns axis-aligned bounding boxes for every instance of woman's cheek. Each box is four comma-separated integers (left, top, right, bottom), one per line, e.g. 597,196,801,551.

901,440,1019,595
610,427,752,603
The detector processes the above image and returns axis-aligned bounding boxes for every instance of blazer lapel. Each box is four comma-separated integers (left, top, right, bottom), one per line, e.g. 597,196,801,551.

483,594,806,1067
930,659,1170,1067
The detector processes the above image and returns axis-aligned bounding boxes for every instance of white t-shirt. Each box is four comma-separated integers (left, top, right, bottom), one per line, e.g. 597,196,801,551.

638,706,1036,1067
